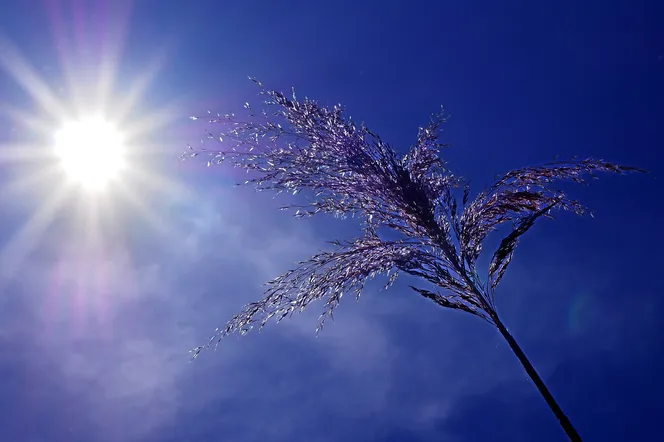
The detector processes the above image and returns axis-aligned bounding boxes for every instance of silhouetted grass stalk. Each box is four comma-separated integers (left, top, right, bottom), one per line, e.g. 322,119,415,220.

185,79,645,441
494,314,582,441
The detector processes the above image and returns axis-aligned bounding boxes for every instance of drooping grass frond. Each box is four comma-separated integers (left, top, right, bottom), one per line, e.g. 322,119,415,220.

186,80,645,358
192,235,440,358
460,160,645,301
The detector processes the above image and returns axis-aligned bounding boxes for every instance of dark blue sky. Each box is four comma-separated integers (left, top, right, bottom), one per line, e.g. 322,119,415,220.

0,1,662,441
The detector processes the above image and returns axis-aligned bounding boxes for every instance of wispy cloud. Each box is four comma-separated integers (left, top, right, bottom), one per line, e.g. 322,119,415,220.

5,179,644,442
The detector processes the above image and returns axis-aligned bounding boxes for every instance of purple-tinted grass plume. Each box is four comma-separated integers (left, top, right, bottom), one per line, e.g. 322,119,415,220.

184,78,645,441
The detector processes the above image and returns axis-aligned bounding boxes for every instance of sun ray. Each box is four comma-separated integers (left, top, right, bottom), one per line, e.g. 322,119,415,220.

0,36,67,120
92,2,134,110
124,164,190,200
127,111,180,146
113,163,193,236
114,181,173,236
0,143,54,165
0,164,60,200
0,103,59,135
0,184,70,281
44,1,83,113
43,0,132,115
111,48,172,124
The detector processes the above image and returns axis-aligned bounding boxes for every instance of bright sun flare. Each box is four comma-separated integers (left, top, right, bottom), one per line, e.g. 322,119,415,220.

54,116,126,191
0,16,189,285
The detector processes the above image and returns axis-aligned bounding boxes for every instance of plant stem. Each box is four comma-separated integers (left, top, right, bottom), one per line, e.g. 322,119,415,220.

493,315,582,441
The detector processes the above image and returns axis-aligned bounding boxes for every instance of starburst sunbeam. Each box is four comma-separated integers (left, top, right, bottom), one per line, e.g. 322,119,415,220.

0,185,69,281
0,3,184,306
0,36,67,119
0,164,60,200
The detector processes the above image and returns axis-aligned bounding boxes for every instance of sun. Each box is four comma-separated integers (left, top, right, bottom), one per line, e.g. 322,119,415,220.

0,8,195,296
54,116,126,191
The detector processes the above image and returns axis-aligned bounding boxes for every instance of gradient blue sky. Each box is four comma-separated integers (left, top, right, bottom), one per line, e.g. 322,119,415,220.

0,1,663,441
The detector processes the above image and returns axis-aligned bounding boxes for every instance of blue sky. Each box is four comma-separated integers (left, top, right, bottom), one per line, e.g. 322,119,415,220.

0,0,662,441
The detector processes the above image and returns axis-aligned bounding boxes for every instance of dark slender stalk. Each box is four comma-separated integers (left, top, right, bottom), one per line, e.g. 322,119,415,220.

493,315,582,441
